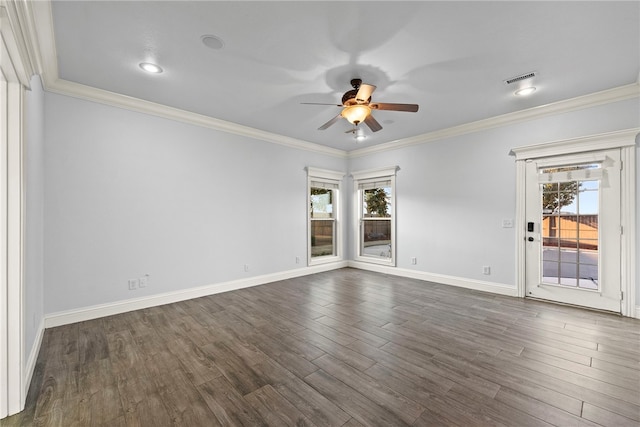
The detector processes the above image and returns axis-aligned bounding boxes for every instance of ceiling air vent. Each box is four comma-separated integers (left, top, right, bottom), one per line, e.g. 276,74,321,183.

504,71,536,85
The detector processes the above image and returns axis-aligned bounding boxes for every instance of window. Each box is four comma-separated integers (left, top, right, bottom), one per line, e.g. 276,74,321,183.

352,166,397,266
307,168,344,265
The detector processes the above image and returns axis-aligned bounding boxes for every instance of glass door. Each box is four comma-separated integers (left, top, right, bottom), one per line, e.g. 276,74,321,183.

525,150,622,312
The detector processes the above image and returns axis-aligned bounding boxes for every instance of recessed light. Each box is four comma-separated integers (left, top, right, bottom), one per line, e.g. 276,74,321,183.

139,62,163,74
515,86,536,96
201,34,225,50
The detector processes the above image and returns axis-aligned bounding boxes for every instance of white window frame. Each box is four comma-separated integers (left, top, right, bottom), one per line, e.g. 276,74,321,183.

307,167,344,266
352,166,398,267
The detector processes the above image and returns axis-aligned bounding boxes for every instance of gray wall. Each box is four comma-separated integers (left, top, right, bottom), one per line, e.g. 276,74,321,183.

24,76,45,364
349,98,640,294
41,91,639,316
43,92,347,314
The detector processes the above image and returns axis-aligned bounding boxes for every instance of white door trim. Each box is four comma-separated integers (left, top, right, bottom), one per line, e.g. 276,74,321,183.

620,144,637,318
0,0,36,418
512,128,638,317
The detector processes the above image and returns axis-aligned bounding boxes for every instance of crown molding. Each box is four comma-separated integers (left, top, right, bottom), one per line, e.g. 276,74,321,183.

29,0,346,159
45,79,639,162
348,83,640,158
30,0,56,85
29,0,639,161
0,0,42,87
46,78,347,158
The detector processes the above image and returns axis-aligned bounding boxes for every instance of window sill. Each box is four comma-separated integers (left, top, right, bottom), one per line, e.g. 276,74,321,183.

309,255,342,266
354,255,396,267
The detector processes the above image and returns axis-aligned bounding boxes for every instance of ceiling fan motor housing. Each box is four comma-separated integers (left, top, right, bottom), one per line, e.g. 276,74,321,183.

343,78,369,105
342,89,359,105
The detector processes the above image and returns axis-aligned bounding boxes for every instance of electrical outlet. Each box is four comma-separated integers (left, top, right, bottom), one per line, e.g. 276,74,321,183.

244,264,250,272
411,257,417,265
483,266,491,275
139,274,149,288
128,279,138,290
295,256,300,264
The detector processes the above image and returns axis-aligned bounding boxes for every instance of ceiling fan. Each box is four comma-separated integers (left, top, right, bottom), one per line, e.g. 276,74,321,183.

302,79,419,132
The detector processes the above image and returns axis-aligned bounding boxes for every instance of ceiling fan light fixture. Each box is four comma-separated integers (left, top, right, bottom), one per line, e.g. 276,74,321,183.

515,86,536,96
341,104,370,125
139,62,163,74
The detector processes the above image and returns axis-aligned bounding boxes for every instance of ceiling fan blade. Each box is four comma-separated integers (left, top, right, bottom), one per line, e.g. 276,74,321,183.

318,114,342,130
370,103,419,112
355,84,376,102
364,114,382,132
301,102,343,106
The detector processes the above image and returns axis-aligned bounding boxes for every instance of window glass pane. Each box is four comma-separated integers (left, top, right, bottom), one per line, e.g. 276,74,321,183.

543,246,559,262
578,238,598,251
559,215,578,233
559,262,578,287
542,216,556,239
542,260,559,284
310,188,333,219
559,193,578,214
560,249,578,262
543,236,559,250
311,219,335,257
542,182,559,194
578,246,598,265
361,219,391,258
539,176,600,291
578,182,598,215
362,187,391,218
578,264,598,290
578,221,598,241
580,180,599,191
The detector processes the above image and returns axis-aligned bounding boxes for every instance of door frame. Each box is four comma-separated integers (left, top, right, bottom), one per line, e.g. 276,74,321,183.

0,0,38,418
512,129,638,317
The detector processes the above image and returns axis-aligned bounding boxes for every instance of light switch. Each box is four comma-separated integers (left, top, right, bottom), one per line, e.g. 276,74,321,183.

502,219,514,228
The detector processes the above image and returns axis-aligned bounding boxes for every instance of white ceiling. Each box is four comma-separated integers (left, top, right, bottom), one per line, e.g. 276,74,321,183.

48,1,639,151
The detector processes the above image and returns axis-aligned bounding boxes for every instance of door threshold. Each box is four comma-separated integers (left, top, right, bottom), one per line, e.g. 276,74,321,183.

524,296,622,316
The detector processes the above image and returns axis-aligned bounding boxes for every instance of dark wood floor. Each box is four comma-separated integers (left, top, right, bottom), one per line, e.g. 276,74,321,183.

3,268,640,426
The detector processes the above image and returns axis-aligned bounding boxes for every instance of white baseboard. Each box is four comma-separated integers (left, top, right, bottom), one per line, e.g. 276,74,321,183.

44,262,348,328
24,318,45,406
347,261,519,297
635,306,640,319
